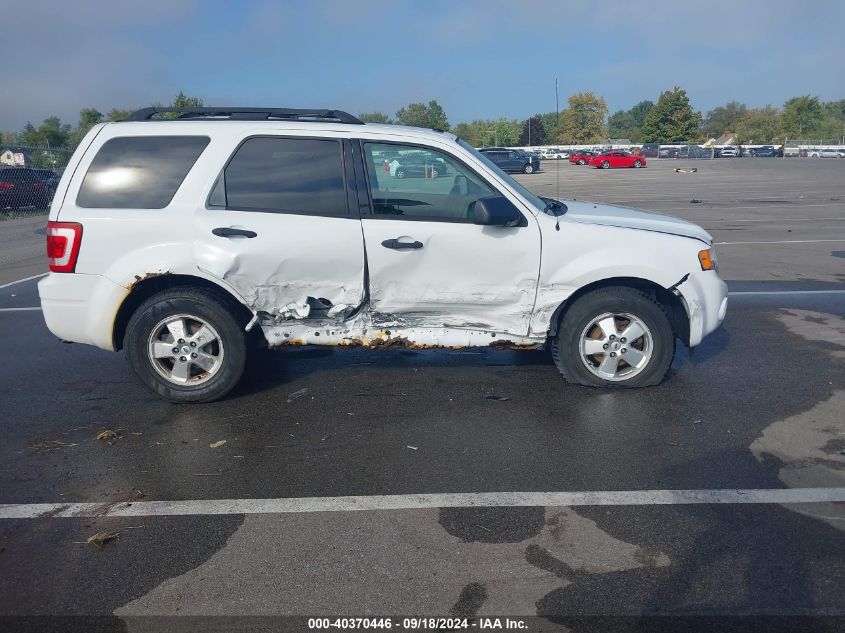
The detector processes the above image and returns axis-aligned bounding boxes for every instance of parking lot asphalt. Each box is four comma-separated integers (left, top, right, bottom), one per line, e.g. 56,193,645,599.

0,158,843,629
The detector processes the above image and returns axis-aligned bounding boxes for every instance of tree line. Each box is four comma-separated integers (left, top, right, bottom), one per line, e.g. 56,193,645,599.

4,89,844,152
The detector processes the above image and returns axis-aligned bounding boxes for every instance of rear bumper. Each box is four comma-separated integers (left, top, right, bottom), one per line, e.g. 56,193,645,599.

675,270,728,347
38,273,129,351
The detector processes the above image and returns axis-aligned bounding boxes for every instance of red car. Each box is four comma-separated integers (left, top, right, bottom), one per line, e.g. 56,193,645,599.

589,150,647,169
568,150,596,165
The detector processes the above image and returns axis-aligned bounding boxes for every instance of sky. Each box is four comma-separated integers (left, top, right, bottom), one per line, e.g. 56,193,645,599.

2,0,844,131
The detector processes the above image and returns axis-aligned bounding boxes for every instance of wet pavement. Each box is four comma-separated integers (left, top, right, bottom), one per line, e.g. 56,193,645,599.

0,158,843,630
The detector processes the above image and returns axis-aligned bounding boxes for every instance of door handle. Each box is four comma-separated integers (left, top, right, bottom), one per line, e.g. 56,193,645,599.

212,227,257,238
381,238,423,250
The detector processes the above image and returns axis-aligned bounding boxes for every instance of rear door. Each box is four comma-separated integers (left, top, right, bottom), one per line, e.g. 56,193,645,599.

192,135,367,318
356,140,540,336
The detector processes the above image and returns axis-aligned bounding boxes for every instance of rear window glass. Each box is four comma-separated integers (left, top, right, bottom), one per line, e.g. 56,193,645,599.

77,136,209,208
208,137,347,216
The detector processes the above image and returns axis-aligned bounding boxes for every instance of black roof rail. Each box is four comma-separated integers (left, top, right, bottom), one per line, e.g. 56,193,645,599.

124,107,364,124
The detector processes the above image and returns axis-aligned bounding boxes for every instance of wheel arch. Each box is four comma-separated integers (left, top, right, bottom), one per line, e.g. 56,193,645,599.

112,274,253,351
546,277,690,346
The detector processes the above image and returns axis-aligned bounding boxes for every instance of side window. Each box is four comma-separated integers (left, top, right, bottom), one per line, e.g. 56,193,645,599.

209,137,347,216
363,142,497,222
77,136,209,209
508,151,520,159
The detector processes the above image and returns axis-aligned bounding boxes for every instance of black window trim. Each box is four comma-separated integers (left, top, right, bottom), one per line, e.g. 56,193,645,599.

204,134,355,219
355,138,526,226
76,134,211,210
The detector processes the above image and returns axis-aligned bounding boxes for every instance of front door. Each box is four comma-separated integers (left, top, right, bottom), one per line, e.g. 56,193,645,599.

193,135,366,318
357,141,540,336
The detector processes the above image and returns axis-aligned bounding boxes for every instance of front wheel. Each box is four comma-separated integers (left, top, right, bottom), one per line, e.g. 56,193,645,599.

633,160,643,168
578,159,586,165
523,164,535,174
124,287,247,403
551,287,675,388
601,161,611,169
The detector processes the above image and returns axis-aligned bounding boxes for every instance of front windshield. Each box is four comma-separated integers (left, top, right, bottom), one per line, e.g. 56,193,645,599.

457,138,547,212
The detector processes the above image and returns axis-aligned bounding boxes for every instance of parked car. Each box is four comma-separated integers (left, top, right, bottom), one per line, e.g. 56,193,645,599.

0,168,51,211
540,148,569,160
637,143,659,158
478,148,540,174
38,106,727,402
31,168,60,198
719,146,739,157
658,147,680,158
589,151,647,169
808,148,843,158
749,145,780,157
569,150,596,165
388,153,446,178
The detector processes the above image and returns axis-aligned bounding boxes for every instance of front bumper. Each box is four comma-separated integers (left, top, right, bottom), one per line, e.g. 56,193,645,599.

38,273,129,351
675,270,728,347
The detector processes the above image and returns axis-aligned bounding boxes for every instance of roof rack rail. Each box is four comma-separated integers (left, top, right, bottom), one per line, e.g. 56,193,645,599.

124,107,364,124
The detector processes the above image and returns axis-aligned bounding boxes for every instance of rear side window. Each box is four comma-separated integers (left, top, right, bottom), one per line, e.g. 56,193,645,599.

77,136,209,209
208,137,347,216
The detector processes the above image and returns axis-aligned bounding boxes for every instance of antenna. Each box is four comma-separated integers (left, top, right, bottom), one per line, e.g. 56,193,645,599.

555,78,561,203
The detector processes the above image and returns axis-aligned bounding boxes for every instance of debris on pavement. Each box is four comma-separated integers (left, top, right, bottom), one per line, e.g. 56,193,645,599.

287,388,310,403
690,199,702,204
30,440,78,454
483,395,510,401
692,419,703,424
96,429,121,443
82,525,145,549
674,167,697,173
209,440,227,448
406,445,418,451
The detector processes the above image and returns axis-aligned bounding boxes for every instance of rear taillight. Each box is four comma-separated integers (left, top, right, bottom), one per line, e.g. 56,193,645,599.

0,182,12,191
46,221,83,273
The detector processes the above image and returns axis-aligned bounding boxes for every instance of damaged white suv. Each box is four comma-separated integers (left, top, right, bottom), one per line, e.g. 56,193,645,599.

39,107,728,402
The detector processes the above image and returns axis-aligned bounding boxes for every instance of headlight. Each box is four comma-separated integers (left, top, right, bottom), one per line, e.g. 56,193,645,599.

698,248,717,271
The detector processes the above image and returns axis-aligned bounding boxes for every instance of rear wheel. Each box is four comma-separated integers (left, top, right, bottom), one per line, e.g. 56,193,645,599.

523,163,534,174
551,287,675,388
124,287,247,403
578,159,586,165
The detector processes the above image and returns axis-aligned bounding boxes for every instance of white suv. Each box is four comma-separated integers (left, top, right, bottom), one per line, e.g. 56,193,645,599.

39,107,728,402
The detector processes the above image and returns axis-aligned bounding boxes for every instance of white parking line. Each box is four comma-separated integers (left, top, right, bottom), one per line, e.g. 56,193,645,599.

2,488,844,519
0,273,47,290
0,307,42,312
715,239,845,245
729,290,845,296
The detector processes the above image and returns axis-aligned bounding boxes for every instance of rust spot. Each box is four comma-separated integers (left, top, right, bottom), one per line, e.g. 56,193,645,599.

369,336,411,349
129,271,171,290
489,339,543,350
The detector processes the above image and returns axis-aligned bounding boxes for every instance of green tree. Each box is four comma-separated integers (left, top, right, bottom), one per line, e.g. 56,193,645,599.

358,112,392,124
781,95,823,138
451,120,486,146
703,101,747,136
555,92,608,144
68,108,104,147
395,100,448,130
18,117,72,147
640,87,702,143
518,117,546,146
732,106,783,144
607,100,653,142
534,112,562,140
106,108,134,122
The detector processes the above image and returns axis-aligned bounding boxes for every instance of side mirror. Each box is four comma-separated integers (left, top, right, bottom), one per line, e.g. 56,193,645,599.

472,196,525,227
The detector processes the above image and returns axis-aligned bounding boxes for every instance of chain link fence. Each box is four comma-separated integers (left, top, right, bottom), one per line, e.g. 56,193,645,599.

1,145,73,219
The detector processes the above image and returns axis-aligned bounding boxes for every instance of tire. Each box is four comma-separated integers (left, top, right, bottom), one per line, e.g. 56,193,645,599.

601,161,611,169
124,287,248,403
550,286,675,388
523,163,534,174
396,169,406,178
633,160,642,168
578,159,586,165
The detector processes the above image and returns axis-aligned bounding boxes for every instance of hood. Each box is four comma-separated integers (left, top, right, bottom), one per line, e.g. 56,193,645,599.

559,200,712,244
